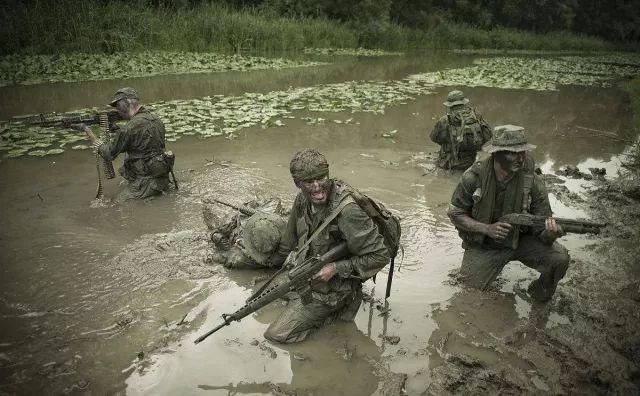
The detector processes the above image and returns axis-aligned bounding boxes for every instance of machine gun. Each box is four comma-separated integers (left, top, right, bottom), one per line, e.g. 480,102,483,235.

19,109,122,129
499,213,605,234
194,242,349,344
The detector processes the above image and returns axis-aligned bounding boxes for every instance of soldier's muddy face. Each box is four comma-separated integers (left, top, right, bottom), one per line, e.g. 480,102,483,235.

495,151,526,173
300,176,331,205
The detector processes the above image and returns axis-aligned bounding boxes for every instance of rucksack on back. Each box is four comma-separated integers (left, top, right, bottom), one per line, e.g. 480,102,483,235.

448,106,484,150
347,188,401,259
346,187,402,299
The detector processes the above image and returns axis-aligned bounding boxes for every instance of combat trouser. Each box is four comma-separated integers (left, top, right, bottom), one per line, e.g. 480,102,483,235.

117,156,170,200
459,234,570,302
264,289,362,344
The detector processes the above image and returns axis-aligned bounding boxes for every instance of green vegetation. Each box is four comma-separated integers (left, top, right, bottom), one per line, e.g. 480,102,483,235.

1,0,613,56
302,48,403,56
3,54,638,159
0,52,324,87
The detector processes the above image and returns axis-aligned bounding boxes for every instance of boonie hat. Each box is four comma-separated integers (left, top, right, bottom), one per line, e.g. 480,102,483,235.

443,90,469,107
482,124,537,153
240,212,286,265
109,87,139,107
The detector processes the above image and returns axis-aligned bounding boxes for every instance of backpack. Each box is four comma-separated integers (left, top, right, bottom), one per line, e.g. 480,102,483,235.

447,106,485,152
340,185,402,299
346,187,401,261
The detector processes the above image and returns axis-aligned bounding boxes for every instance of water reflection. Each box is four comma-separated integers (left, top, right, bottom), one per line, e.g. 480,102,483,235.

0,51,636,394
0,52,468,120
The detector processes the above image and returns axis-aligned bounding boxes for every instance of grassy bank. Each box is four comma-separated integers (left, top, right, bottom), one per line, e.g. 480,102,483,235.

1,0,612,55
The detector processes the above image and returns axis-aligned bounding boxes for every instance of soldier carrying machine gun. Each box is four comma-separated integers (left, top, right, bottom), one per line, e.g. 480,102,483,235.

20,88,177,201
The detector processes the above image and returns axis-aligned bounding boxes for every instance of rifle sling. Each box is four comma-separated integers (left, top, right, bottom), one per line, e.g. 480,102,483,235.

246,197,352,303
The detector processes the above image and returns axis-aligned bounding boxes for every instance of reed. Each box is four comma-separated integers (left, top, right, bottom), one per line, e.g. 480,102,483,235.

0,0,613,55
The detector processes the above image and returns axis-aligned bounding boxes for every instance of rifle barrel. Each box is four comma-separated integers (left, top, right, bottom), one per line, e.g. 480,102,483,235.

203,198,255,216
194,320,230,344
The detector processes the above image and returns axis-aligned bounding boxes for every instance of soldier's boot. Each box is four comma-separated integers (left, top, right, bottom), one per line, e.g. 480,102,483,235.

527,272,558,303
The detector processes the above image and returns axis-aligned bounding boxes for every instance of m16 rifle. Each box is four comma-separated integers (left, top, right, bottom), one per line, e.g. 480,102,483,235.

202,198,256,216
194,242,349,344
499,213,605,234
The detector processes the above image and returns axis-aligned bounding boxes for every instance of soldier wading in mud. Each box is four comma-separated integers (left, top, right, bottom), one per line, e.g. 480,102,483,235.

447,125,570,302
72,87,175,200
205,200,287,269
430,90,493,170
263,149,390,343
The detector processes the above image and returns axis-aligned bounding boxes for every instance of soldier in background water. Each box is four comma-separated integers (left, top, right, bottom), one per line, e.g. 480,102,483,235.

430,90,493,170
72,87,175,200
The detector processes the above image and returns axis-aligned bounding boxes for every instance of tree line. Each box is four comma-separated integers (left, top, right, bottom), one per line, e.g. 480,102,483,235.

154,0,639,43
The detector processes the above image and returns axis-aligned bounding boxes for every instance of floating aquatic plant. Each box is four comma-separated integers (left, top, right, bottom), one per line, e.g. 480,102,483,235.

3,53,639,158
0,51,326,87
303,48,403,56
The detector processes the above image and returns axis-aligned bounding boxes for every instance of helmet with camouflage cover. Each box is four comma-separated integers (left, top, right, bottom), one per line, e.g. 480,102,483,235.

240,212,286,265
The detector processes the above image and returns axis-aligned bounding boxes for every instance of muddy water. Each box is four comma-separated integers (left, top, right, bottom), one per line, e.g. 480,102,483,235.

0,52,636,395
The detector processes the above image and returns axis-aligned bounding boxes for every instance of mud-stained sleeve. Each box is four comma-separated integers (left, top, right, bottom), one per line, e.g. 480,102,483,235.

271,194,302,266
529,174,553,236
99,122,131,161
448,170,478,215
430,117,448,144
333,202,389,279
480,118,493,143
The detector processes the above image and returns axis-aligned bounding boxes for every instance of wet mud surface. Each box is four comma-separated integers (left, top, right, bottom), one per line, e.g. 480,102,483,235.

0,51,638,395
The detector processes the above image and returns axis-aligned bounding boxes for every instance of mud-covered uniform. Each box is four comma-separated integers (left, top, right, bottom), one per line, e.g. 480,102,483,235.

207,200,287,270
99,107,171,200
448,156,569,300
430,106,492,170
264,180,390,343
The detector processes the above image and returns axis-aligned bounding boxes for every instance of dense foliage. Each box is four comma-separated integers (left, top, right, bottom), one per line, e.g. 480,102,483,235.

0,0,625,55
227,0,640,42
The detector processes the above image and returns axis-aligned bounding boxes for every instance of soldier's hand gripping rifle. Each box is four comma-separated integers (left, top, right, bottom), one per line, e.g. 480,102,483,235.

499,213,606,234
194,242,349,344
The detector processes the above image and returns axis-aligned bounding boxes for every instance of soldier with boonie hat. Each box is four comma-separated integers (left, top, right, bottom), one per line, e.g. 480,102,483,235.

430,90,493,170
447,124,570,303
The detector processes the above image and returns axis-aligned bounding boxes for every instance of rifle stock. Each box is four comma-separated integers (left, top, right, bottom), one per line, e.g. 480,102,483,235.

194,242,349,344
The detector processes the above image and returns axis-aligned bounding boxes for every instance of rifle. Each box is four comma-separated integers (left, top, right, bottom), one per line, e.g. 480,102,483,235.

194,242,349,344
499,213,605,234
202,198,257,217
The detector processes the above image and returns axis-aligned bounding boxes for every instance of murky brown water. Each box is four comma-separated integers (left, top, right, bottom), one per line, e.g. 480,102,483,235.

0,52,635,395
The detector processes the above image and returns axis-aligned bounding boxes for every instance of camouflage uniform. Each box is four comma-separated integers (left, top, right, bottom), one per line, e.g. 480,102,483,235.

430,90,492,170
264,179,390,343
207,201,287,269
448,125,570,302
99,88,172,200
